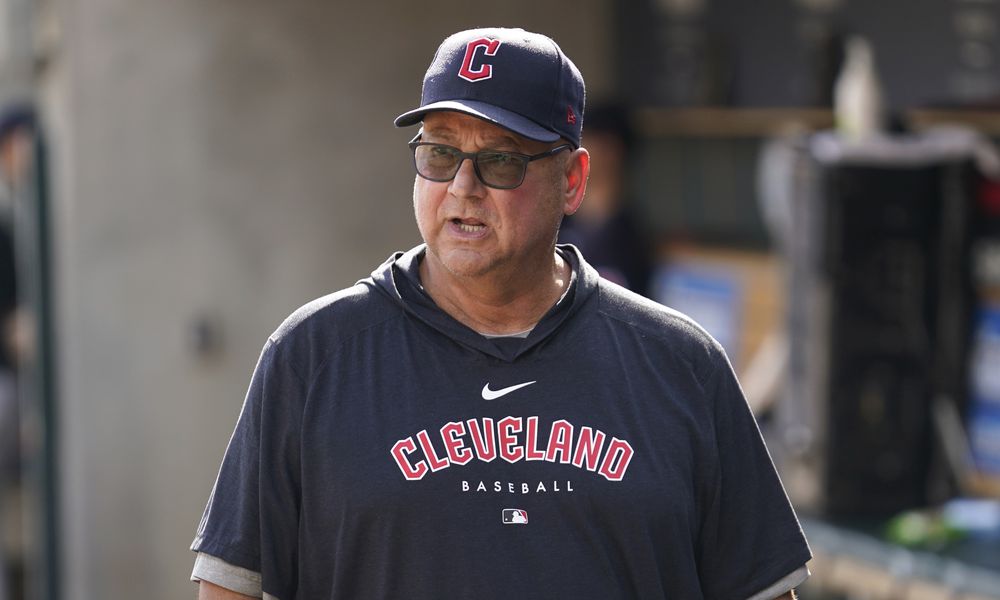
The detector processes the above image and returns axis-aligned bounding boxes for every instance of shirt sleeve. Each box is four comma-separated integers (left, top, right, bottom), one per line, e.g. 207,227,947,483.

190,339,306,600
696,352,812,599
191,552,263,597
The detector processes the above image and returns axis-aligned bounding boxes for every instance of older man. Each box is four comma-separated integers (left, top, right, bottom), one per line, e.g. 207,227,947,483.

192,27,811,599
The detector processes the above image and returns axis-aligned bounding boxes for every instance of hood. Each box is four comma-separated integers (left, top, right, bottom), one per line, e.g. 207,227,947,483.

367,244,600,362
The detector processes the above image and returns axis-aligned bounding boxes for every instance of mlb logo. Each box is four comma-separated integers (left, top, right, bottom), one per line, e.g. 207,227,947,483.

502,509,528,524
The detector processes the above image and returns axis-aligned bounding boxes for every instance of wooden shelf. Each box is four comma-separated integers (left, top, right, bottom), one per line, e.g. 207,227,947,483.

907,109,1000,135
635,107,1000,137
635,107,833,137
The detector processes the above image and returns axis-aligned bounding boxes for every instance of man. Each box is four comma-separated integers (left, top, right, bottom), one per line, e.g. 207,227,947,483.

192,28,811,599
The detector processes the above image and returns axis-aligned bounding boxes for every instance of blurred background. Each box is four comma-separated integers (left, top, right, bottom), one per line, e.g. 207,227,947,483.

0,0,998,598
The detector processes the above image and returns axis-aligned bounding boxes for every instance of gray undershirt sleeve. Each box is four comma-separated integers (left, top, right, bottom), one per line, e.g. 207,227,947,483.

191,552,280,600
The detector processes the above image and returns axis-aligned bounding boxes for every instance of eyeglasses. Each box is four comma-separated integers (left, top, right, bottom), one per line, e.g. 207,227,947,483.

408,135,572,190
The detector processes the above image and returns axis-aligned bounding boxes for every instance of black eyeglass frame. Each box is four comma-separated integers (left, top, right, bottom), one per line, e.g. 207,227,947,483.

408,134,573,190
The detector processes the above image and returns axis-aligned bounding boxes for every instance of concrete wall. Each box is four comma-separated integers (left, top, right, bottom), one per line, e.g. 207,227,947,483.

39,1,612,597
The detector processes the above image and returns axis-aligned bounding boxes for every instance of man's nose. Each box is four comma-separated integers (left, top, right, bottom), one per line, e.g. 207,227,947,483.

448,156,485,198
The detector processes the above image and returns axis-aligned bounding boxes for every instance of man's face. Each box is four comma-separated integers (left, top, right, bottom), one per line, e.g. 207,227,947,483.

413,111,573,282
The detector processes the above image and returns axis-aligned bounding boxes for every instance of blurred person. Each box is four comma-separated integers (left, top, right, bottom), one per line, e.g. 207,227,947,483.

0,105,36,600
0,105,34,369
0,104,35,600
192,27,811,600
0,105,36,373
0,105,38,472
558,102,654,297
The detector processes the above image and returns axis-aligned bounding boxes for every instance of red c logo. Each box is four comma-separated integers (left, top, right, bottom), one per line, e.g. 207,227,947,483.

458,38,502,82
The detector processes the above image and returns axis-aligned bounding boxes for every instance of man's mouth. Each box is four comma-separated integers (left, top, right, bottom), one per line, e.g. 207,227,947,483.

452,218,486,234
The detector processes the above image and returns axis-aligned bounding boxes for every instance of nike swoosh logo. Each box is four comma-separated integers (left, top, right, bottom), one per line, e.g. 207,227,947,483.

481,381,537,400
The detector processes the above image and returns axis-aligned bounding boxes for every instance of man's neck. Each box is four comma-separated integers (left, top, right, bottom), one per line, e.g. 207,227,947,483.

419,251,571,336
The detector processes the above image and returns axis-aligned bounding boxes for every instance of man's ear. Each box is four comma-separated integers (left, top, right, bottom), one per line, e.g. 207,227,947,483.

562,147,590,216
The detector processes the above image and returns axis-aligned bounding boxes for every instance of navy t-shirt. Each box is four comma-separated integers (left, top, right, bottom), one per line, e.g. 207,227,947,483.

192,245,810,599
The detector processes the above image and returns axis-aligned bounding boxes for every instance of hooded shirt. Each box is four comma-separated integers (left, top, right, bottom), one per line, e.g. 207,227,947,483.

191,244,811,600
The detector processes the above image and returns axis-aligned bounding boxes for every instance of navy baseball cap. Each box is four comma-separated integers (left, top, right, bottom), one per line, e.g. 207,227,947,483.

394,28,585,148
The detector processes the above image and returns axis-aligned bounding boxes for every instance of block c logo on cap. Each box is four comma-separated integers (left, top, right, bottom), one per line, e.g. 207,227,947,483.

458,38,502,82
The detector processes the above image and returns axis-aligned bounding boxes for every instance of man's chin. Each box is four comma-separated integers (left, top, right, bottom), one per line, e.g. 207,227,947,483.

440,259,494,280
430,248,496,280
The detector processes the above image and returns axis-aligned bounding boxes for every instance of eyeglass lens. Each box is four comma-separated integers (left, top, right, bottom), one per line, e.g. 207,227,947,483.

414,145,528,188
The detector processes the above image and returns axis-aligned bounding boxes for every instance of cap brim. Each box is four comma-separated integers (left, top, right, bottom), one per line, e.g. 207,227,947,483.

394,100,560,144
